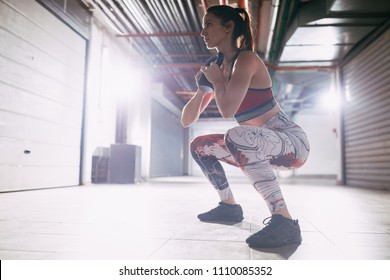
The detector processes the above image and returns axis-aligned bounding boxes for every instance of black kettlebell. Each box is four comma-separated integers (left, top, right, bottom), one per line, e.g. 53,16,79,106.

198,52,224,93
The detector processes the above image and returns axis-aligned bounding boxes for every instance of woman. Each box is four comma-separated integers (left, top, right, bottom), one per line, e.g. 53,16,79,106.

181,5,310,248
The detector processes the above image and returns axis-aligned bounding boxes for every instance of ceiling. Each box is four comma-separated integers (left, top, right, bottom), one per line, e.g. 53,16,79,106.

78,0,390,117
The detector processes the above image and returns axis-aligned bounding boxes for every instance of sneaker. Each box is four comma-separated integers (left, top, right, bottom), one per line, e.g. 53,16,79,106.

198,202,244,222
246,214,302,247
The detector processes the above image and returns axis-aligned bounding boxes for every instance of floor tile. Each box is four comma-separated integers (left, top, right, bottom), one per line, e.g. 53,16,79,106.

0,176,390,260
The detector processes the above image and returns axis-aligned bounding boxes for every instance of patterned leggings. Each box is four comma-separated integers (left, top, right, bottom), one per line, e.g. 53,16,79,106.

190,112,310,212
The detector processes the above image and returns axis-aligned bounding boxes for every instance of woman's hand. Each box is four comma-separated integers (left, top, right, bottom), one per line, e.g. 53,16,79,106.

200,62,224,86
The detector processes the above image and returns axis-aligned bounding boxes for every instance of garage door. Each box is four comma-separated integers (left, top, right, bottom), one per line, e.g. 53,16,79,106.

0,0,86,191
342,28,390,190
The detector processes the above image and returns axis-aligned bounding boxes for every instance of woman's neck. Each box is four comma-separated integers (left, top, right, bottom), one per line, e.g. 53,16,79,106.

216,46,239,60
225,50,240,63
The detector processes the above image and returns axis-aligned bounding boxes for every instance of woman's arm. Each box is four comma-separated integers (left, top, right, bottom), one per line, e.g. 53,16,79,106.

181,70,217,127
181,90,215,127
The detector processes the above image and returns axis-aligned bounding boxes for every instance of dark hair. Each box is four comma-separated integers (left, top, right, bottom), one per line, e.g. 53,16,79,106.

207,5,254,51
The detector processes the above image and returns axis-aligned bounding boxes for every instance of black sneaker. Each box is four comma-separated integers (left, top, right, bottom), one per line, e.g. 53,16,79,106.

246,214,302,247
198,202,244,222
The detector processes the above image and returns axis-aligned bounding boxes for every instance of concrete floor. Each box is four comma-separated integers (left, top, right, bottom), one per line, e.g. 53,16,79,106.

1,176,390,260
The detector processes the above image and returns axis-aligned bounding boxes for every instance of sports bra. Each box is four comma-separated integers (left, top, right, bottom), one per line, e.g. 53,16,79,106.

234,87,276,123
227,51,276,123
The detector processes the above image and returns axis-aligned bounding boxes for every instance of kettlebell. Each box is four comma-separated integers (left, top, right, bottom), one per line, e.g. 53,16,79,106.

198,52,224,93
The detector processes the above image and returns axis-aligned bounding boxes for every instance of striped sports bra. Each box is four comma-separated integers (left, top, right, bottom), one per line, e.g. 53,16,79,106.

233,87,276,123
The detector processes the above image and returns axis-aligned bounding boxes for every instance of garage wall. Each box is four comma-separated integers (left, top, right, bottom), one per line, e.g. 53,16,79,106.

342,28,390,190
149,94,184,178
0,0,86,191
82,23,149,182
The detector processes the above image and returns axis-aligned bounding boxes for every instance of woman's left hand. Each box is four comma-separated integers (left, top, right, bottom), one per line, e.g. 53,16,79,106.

200,62,224,86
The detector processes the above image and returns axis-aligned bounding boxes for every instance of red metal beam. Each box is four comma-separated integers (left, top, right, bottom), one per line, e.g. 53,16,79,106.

201,0,208,13
256,0,263,48
238,0,248,9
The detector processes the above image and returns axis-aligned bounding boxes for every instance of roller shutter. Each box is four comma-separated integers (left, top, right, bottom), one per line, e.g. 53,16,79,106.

342,28,390,190
0,0,86,191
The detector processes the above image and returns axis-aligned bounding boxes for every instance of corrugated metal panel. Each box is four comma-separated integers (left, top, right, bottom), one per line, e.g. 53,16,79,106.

342,28,390,190
0,0,86,191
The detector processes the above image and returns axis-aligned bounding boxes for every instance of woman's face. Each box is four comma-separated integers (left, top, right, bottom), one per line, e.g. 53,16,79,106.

201,13,228,49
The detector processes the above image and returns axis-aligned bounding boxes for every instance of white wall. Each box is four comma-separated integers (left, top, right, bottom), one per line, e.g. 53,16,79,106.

82,20,153,183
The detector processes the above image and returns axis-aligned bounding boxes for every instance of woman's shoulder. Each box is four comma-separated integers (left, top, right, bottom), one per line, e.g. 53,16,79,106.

238,50,259,57
237,51,271,86
236,51,264,68
237,50,262,62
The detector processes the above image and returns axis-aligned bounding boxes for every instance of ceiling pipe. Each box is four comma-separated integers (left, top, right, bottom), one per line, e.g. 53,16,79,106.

256,0,263,50
237,0,248,9
264,0,280,62
271,0,298,64
201,0,208,13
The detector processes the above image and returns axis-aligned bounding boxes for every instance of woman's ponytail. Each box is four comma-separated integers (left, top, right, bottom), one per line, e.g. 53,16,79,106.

235,8,254,51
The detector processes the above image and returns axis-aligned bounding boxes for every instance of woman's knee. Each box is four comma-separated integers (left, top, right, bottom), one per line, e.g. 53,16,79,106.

190,134,218,158
190,136,203,158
